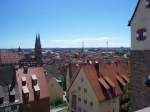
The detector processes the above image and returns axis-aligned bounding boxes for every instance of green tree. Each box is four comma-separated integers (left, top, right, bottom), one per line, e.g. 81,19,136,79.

120,82,131,112
59,75,66,90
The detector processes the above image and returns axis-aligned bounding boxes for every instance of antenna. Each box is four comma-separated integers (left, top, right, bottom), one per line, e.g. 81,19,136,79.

106,40,109,49
82,41,85,52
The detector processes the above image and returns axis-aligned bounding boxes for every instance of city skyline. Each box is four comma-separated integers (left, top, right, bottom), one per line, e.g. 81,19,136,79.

0,0,137,48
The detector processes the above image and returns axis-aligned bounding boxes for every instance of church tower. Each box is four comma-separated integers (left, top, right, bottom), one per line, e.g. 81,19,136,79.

35,33,42,65
129,0,150,111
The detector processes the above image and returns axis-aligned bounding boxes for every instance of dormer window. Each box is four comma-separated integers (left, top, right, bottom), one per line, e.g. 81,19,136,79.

146,0,150,8
136,28,147,41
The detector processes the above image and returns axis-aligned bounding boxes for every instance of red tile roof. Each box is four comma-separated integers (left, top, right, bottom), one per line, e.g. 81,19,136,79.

68,61,130,102
69,63,81,84
98,77,110,90
116,75,126,86
103,76,115,88
16,67,49,103
0,51,22,64
83,61,130,102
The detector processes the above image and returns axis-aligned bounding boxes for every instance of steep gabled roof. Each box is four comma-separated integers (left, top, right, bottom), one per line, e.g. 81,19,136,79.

0,51,21,64
68,61,130,103
83,62,130,102
16,67,49,103
128,0,141,26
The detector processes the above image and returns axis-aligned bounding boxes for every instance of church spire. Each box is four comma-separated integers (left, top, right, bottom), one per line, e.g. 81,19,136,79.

34,33,42,65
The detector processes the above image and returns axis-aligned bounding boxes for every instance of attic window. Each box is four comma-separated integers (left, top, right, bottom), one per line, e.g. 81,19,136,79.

84,99,87,104
90,101,93,106
146,0,150,8
78,97,81,102
136,28,147,41
84,88,87,93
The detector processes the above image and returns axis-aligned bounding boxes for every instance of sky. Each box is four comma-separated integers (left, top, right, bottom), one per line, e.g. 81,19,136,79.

0,0,137,48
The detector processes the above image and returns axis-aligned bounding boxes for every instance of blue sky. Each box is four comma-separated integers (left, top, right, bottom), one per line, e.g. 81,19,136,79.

0,0,137,48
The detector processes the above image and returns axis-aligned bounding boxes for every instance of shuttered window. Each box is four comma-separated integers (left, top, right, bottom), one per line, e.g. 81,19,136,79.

136,28,147,41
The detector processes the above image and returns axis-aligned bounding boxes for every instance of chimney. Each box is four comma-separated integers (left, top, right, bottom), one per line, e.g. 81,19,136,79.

9,67,16,91
94,61,100,77
31,75,38,86
87,60,92,65
21,76,27,86
89,60,93,65
9,89,15,102
0,97,3,105
23,66,28,74
87,60,90,63
22,86,29,103
33,84,40,100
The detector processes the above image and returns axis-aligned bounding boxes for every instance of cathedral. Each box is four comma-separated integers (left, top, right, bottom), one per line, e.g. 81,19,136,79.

35,33,42,65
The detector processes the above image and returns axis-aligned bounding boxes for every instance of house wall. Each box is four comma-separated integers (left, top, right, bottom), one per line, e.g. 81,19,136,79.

131,51,150,111
69,68,120,112
131,0,150,50
130,0,150,111
98,97,120,112
20,98,50,112
48,79,63,103
0,104,20,112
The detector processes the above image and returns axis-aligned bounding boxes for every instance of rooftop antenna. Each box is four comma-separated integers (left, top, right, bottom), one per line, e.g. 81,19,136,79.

82,41,85,52
106,40,109,49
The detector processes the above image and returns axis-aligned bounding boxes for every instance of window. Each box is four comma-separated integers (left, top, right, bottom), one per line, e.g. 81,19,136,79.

113,99,116,103
84,99,87,104
5,107,11,111
78,86,81,91
78,97,81,102
11,105,17,110
90,101,93,106
136,28,147,41
78,107,82,112
81,77,84,82
84,88,87,93
146,0,150,8
83,109,87,112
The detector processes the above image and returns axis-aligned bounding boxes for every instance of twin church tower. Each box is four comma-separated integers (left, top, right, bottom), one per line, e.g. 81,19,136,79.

35,33,42,64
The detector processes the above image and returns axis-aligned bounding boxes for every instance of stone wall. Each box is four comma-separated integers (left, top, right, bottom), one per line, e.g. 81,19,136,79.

131,50,150,111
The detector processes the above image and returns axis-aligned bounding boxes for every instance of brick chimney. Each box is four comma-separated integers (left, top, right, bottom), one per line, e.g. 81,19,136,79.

89,60,93,65
22,86,29,103
31,75,38,86
33,84,40,100
94,61,100,77
9,89,15,102
23,66,28,74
